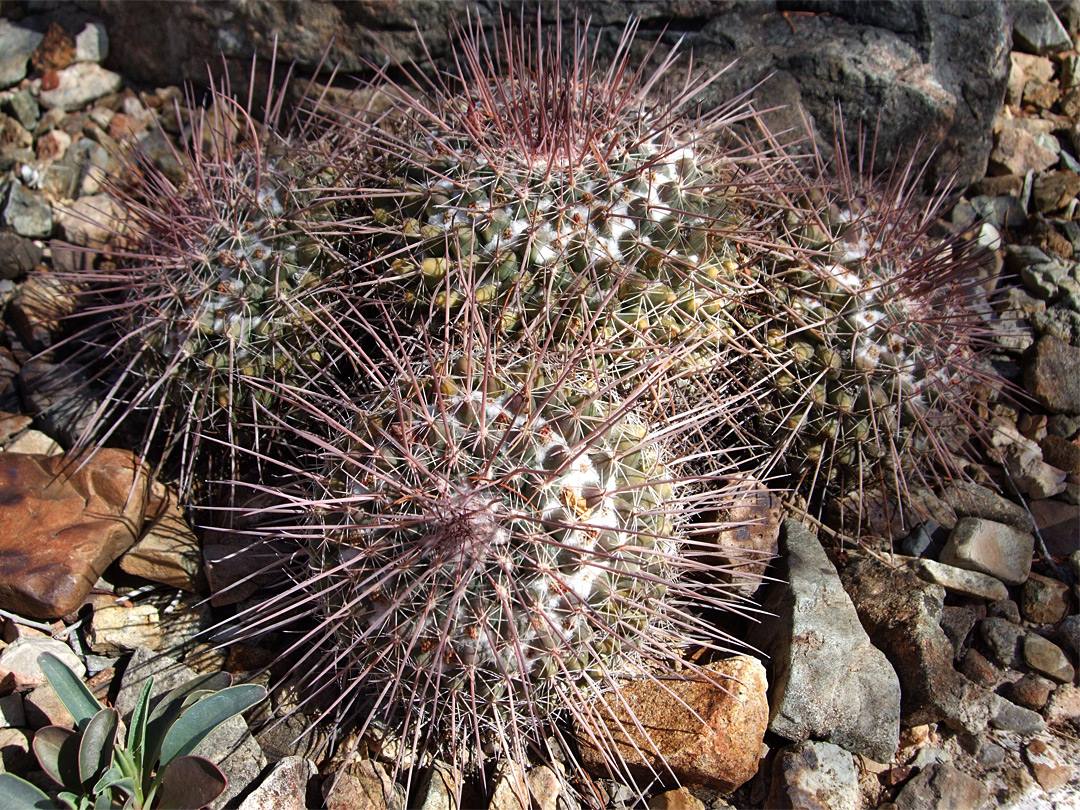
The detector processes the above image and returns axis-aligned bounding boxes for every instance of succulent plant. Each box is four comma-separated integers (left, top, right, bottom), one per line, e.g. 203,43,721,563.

330,14,795,397
740,132,999,527
221,297,762,801
1,652,265,810
59,63,350,496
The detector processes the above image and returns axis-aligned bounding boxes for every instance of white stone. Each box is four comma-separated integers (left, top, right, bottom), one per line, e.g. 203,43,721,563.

39,62,122,111
89,604,162,654
940,517,1035,586
3,429,62,455
0,636,84,682
74,23,109,64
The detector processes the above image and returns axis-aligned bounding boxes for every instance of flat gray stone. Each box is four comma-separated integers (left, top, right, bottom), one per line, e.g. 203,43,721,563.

0,20,43,89
940,482,1035,532
940,517,1034,585
3,180,53,238
914,558,1009,601
891,763,988,810
38,62,123,111
1012,0,1073,55
749,520,900,762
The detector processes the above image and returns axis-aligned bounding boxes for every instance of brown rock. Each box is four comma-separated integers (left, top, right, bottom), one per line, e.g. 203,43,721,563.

989,124,1060,176
1027,498,1080,558
648,788,704,810
1024,739,1073,791
322,759,404,810
0,413,33,445
1044,683,1080,727
957,648,1001,689
53,194,126,250
578,656,768,793
8,269,82,352
1023,633,1075,683
968,173,1025,197
0,449,150,618
1025,334,1080,414
706,475,781,597
35,128,71,162
1040,434,1080,476
1020,572,1070,625
1032,170,1080,214
890,763,987,810
120,481,205,591
841,560,993,734
1022,78,1060,110
1006,673,1054,712
31,22,75,74
0,349,18,397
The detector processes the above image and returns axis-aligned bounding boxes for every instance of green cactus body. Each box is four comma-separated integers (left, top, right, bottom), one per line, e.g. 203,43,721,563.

316,359,681,743
132,150,338,409
360,127,759,378
752,191,988,493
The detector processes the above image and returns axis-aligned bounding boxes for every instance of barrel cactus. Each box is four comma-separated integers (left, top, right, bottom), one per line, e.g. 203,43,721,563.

73,77,348,494
262,341,755,796
333,16,788,391
744,140,997,527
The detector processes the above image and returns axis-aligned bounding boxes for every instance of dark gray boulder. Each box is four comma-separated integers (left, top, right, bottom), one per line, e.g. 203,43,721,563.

24,0,1011,188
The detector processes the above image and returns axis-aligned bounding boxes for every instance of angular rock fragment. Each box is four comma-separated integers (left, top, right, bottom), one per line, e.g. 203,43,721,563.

750,520,900,763
0,449,149,618
577,655,768,792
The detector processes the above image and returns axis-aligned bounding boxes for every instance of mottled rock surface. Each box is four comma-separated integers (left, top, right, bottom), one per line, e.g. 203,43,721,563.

578,655,768,792
750,520,900,763
0,449,149,618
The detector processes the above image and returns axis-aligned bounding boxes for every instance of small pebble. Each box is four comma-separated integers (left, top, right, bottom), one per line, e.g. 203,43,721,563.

1006,673,1054,711
1020,572,1070,624
987,598,1021,624
1024,739,1073,791
1023,633,1076,683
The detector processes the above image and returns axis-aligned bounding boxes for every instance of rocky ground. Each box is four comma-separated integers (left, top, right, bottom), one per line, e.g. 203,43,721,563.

0,3,1077,810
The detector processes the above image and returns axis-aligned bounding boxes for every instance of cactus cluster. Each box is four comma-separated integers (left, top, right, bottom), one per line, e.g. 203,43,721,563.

60,12,1004,808
738,148,994,516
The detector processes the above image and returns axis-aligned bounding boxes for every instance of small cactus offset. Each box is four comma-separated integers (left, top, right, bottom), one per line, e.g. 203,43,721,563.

743,133,999,524
63,65,349,494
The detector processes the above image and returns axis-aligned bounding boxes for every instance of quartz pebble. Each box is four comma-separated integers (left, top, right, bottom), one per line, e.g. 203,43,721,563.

38,62,122,111
74,22,109,63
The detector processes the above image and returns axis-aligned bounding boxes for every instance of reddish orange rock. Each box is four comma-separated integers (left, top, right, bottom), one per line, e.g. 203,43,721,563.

31,22,75,74
0,449,150,618
579,655,768,793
